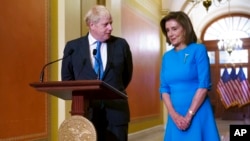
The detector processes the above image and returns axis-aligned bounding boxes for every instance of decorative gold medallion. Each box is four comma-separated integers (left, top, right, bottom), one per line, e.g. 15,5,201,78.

59,115,96,141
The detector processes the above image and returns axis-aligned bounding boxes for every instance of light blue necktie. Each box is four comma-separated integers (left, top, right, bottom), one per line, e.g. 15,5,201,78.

94,41,103,79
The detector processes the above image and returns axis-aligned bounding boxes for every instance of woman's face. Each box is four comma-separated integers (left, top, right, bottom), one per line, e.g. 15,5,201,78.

165,19,186,49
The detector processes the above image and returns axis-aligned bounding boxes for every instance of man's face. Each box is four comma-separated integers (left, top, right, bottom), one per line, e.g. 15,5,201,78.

90,16,113,42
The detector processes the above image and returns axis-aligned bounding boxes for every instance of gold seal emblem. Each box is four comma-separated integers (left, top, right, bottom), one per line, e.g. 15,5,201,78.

59,115,96,141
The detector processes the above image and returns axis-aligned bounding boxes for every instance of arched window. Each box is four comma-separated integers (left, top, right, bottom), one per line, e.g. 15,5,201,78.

204,16,250,41
203,15,250,66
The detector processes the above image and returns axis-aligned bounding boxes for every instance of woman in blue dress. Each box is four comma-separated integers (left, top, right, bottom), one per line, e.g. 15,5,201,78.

159,11,220,141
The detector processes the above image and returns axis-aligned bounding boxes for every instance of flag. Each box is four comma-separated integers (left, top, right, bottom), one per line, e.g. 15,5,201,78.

222,68,238,106
237,67,250,105
217,78,231,108
230,67,246,106
217,68,235,108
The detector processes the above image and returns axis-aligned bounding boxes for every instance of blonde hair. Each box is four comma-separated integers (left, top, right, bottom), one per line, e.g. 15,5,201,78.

84,5,111,26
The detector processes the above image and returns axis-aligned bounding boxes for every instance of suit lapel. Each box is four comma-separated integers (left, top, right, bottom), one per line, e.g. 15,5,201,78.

103,41,114,79
79,36,97,74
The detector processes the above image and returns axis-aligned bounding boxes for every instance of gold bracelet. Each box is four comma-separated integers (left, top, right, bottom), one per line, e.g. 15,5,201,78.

188,110,194,116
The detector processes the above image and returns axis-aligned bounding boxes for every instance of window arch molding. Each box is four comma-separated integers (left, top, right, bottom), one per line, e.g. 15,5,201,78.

201,13,250,42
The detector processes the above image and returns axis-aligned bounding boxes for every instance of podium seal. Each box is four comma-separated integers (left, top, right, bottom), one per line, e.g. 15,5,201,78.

59,115,96,141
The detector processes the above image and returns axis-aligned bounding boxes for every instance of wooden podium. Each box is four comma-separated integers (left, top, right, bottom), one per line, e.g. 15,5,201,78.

30,80,128,116
30,80,127,140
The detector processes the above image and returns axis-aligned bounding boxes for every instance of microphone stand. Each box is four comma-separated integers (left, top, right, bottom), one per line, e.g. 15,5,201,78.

39,58,63,82
39,49,74,82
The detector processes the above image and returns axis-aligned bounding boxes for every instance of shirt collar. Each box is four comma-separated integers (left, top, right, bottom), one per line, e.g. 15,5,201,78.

88,33,98,45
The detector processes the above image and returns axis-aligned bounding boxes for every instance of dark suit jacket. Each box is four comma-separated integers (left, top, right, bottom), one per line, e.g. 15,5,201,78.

61,34,133,125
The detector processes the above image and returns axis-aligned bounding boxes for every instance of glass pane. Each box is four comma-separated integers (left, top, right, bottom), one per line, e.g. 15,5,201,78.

208,51,215,64
204,16,250,41
219,49,248,64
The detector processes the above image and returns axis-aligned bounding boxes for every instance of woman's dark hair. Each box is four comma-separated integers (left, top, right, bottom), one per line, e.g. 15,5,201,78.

160,11,197,45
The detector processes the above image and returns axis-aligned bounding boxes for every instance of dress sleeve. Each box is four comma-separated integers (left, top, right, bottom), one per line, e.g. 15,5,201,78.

195,44,212,90
159,54,171,99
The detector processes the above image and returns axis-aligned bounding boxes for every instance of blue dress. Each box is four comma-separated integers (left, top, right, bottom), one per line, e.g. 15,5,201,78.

159,43,220,141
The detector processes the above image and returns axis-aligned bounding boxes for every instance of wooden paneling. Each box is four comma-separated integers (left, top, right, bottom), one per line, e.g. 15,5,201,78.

0,0,48,140
121,5,162,120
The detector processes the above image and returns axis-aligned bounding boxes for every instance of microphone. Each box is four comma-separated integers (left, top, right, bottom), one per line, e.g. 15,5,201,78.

93,49,100,80
93,49,97,56
39,49,74,82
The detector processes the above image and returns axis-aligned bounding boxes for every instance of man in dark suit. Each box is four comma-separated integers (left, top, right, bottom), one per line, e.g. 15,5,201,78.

61,5,133,141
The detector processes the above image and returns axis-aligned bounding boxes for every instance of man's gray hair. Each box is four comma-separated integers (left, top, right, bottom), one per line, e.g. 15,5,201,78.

84,5,111,26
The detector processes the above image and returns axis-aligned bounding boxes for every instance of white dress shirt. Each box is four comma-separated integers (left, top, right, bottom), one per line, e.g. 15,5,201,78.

88,33,107,70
